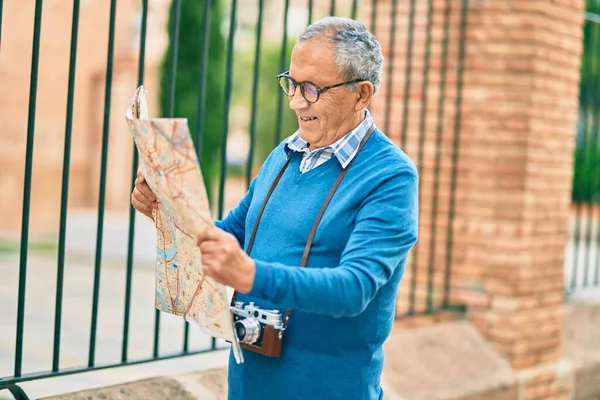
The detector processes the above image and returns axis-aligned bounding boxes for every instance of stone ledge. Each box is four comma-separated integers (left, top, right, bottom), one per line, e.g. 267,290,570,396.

40,369,228,400
381,320,518,400
562,298,600,400
40,376,198,400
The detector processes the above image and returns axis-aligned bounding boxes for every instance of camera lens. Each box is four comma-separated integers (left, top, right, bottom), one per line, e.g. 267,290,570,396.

235,322,246,340
234,319,261,345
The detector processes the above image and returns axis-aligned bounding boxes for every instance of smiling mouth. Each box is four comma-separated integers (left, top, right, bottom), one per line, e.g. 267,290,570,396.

299,116,317,121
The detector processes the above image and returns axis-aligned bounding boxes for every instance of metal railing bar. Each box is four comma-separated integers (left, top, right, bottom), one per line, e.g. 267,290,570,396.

570,20,594,290
2,347,228,387
246,0,264,189
588,22,600,287
53,0,80,372
397,303,466,320
122,0,148,363
370,0,377,35
383,0,398,134
216,0,238,350
409,0,434,315
274,0,290,146
194,0,213,159
582,22,600,288
5,383,30,400
443,0,468,307
0,0,4,53
165,0,181,118
218,0,238,222
89,0,117,368
15,0,44,378
400,0,416,150
427,0,452,311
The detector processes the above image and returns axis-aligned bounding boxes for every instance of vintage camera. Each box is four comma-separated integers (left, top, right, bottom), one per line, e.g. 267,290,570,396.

230,301,286,357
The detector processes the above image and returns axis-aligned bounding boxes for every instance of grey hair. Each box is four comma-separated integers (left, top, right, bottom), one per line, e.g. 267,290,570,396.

298,17,384,94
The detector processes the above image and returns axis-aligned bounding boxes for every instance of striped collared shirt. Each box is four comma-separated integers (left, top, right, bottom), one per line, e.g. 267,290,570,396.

284,110,374,174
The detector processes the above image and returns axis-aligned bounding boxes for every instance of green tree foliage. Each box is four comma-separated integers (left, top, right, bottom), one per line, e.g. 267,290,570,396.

251,40,299,168
233,38,299,166
572,0,600,203
159,0,225,200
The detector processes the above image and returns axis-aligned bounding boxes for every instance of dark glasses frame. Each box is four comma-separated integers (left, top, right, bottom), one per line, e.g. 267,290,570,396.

276,70,365,103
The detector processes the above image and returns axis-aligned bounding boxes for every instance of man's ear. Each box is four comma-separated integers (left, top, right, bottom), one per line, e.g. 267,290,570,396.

355,81,374,111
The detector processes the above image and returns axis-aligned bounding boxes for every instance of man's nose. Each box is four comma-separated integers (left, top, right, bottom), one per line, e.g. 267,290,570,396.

288,88,308,111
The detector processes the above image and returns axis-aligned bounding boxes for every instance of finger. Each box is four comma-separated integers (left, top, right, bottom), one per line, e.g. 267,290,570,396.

132,187,156,209
197,227,221,245
200,254,219,272
200,253,214,267
133,179,156,203
199,241,220,255
132,196,153,217
135,177,156,202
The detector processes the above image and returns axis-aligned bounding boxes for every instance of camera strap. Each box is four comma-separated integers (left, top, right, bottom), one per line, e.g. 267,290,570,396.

231,122,377,328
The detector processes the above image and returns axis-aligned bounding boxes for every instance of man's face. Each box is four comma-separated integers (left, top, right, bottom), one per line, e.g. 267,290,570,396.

287,38,359,149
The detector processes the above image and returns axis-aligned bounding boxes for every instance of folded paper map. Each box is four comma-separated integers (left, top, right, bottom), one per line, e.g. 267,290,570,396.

125,85,243,363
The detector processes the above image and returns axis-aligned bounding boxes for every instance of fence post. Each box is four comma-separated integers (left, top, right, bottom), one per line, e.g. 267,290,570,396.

368,0,585,396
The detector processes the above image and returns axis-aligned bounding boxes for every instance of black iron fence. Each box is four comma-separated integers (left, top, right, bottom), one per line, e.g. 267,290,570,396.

0,0,468,398
568,7,600,293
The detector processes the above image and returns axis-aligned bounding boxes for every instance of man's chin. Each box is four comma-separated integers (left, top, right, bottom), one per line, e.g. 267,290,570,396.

298,129,312,143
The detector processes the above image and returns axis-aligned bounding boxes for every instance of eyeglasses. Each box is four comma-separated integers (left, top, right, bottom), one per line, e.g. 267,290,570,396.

276,71,364,103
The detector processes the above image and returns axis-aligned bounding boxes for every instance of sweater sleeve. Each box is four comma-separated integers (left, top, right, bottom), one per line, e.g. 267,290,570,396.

247,170,419,318
214,178,255,247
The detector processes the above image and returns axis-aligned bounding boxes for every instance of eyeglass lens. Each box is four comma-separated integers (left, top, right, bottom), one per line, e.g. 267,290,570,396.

279,76,319,103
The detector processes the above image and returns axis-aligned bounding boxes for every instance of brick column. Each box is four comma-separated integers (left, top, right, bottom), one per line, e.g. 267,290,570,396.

366,0,584,397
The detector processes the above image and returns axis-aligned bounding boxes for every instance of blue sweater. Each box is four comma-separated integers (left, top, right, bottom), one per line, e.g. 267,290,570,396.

215,130,418,400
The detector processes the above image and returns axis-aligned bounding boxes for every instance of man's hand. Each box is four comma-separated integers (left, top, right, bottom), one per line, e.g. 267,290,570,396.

131,169,157,219
197,226,256,294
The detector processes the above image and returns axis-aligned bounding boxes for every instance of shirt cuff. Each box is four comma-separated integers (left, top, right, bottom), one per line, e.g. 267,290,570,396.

248,259,270,297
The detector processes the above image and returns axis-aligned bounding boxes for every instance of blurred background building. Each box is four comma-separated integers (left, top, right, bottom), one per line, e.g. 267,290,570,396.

0,0,347,235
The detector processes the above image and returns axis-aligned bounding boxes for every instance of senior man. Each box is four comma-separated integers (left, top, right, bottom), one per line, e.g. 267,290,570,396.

132,16,418,400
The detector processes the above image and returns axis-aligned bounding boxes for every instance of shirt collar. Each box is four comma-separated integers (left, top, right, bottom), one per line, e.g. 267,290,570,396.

284,109,374,168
